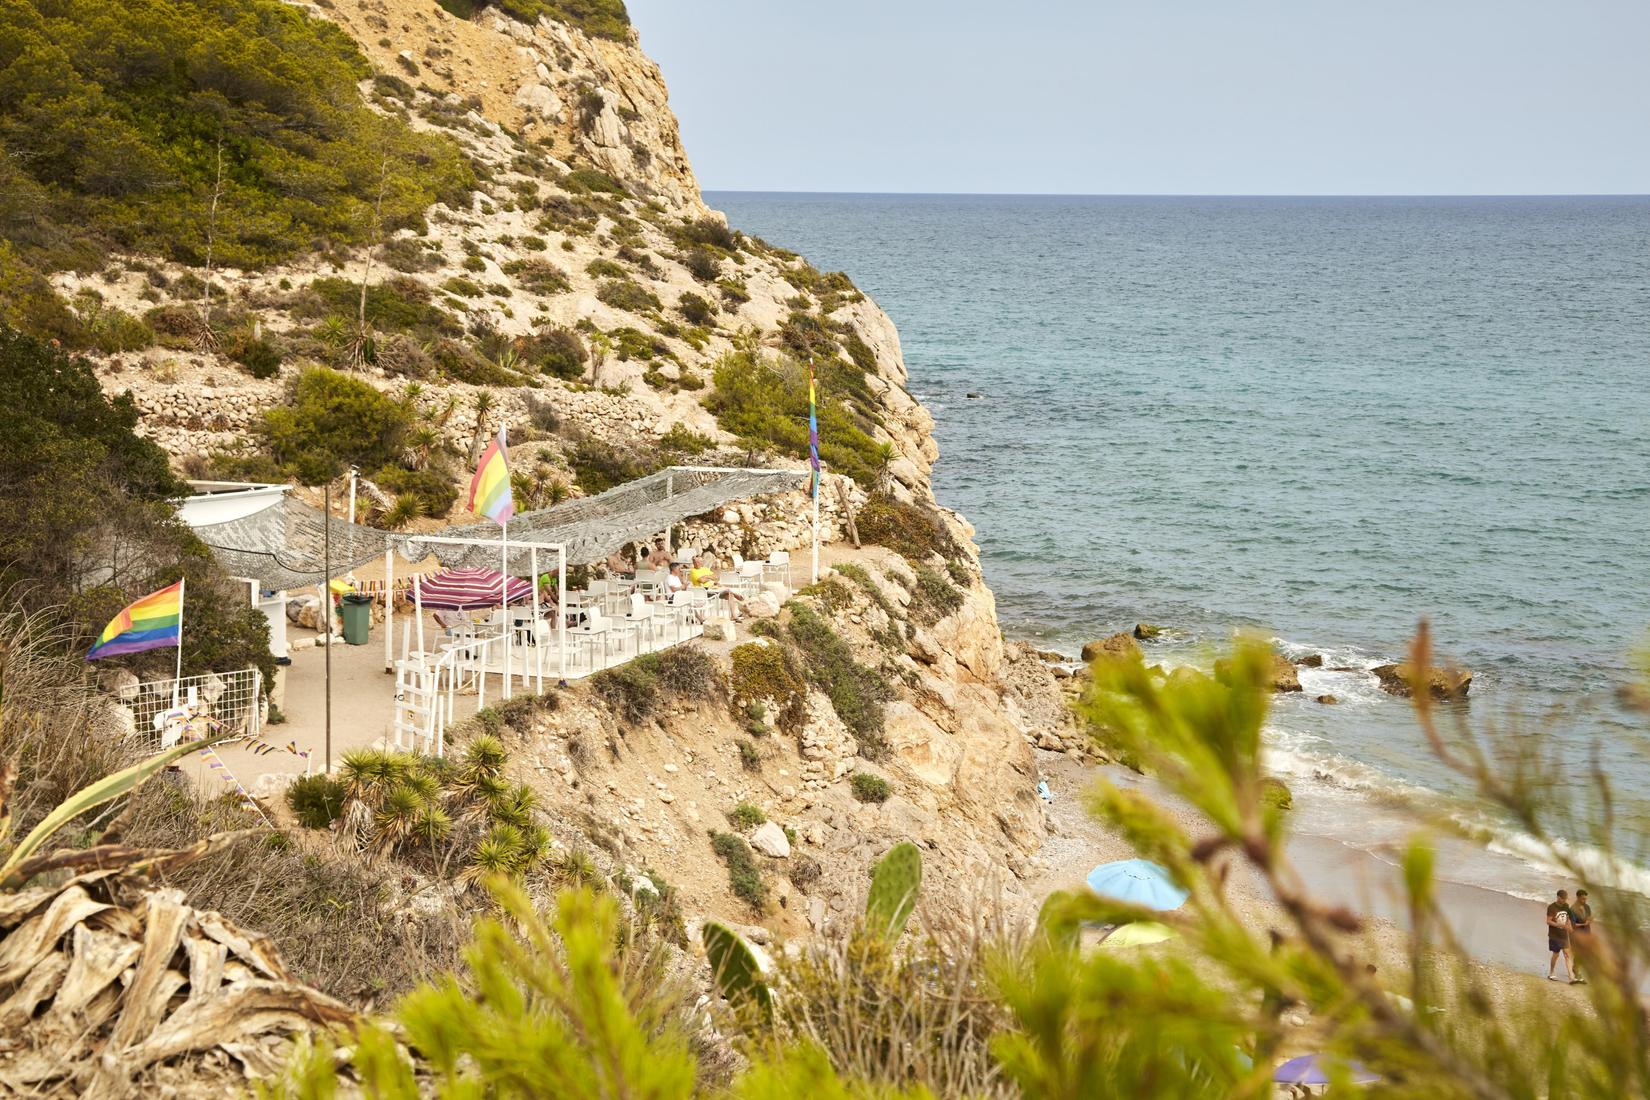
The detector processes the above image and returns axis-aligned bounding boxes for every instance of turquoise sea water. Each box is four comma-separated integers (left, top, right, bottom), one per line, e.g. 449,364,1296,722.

710,192,1650,897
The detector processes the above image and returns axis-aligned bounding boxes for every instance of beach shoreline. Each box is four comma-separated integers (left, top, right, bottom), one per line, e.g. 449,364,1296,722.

1029,749,1576,1005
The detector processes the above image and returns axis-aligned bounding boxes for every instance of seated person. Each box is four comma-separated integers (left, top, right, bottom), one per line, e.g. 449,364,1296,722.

605,547,635,579
688,555,717,588
665,562,687,596
645,538,673,570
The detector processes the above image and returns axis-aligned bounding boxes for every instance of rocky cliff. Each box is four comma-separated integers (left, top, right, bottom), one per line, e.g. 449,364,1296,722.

43,0,1075,930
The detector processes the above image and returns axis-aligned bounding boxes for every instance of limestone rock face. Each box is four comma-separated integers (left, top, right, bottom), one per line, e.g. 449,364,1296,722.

1372,662,1472,700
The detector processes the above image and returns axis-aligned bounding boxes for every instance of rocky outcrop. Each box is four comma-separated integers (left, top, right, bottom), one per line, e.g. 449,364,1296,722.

1214,652,1301,693
1372,662,1472,701
303,0,706,212
1080,633,1140,663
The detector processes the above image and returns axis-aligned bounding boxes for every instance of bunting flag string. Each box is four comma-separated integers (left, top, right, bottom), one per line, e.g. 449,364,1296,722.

200,745,273,828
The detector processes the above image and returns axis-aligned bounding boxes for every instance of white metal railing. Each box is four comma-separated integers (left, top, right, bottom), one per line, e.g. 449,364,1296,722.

127,668,262,754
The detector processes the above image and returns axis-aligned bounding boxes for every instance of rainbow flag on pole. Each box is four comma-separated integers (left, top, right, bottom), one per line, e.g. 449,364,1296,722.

86,580,183,660
466,424,514,524
808,366,821,498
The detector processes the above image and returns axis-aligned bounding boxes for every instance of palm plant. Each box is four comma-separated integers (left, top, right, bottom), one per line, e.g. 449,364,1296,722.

379,494,422,531
410,803,453,849
372,782,427,854
469,390,496,464
461,823,524,886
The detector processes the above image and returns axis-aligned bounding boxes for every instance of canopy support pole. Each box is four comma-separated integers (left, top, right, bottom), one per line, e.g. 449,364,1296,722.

383,541,395,673
530,547,541,694
500,521,512,700
557,547,567,687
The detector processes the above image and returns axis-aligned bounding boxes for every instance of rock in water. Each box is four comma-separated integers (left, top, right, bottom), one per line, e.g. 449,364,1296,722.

1080,633,1140,663
1315,694,1339,705
1297,653,1324,668
1371,663,1472,700
1214,652,1301,693
1133,623,1163,640
750,821,791,859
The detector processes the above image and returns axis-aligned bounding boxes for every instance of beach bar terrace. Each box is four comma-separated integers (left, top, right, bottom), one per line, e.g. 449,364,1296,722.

187,466,804,755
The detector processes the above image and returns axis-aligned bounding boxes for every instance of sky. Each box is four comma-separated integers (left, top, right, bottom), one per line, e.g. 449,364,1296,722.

624,0,1650,195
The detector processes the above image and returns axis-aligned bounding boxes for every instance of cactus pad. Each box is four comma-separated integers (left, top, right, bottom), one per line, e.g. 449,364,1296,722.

865,841,923,940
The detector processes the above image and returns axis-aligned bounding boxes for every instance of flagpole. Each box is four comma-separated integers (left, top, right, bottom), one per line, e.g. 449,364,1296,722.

500,518,511,700
173,575,185,707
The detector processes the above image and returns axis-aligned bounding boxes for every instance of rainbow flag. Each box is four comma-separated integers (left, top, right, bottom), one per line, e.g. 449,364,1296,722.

808,366,821,499
86,580,183,660
466,424,514,525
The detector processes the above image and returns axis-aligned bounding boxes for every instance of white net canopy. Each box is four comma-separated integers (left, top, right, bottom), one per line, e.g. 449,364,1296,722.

193,467,804,587
403,467,802,575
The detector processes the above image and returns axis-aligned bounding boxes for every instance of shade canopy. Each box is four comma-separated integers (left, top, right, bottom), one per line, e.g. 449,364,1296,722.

1085,859,1188,911
187,466,804,588
413,568,535,610
1273,1054,1381,1086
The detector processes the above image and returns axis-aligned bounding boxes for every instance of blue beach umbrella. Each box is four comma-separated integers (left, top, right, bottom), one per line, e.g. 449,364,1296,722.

1273,1053,1381,1086
1085,859,1189,911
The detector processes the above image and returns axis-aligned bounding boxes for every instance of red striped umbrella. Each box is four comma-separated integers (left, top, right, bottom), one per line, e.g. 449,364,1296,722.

414,568,535,610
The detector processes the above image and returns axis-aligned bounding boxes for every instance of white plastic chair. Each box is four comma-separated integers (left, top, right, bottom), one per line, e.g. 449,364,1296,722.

567,612,612,672
620,593,655,652
763,550,791,587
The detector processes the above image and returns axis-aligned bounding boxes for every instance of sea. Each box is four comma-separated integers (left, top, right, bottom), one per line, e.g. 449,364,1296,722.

709,192,1650,904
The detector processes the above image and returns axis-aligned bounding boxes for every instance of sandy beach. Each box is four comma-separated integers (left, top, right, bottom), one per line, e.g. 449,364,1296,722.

1028,749,1576,1022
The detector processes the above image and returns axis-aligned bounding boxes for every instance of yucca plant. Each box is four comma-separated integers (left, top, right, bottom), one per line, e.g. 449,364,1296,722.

372,782,429,855
338,748,413,806
462,734,509,778
410,803,453,849
488,782,538,829
461,823,525,886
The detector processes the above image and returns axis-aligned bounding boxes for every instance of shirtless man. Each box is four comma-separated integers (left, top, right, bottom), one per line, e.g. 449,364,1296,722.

645,538,672,570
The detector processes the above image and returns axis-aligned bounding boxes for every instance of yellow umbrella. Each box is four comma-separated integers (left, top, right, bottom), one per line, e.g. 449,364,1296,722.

1100,921,1176,948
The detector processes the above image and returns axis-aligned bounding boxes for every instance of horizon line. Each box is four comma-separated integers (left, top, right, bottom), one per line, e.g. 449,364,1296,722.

702,189,1650,199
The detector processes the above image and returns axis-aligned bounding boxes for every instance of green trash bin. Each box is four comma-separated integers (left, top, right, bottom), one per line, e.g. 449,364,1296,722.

338,594,372,646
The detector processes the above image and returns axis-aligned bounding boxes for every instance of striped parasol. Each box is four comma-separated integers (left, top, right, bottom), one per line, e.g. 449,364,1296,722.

414,568,535,610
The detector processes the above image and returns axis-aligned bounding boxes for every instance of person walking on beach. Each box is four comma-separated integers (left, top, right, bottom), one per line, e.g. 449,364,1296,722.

1547,889,1577,982
1570,889,1593,981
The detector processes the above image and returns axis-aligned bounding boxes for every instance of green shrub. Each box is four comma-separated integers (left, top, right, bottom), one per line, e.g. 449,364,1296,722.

850,772,891,804
682,248,721,282
591,645,721,724
856,494,961,562
678,291,715,325
443,276,485,299
658,423,714,455
520,326,587,378
705,351,886,488
585,258,628,278
566,433,663,494
653,644,724,701
462,254,487,273
262,366,414,484
373,465,459,517
286,773,348,828
564,166,629,194
729,641,806,733
670,217,739,252
225,331,282,379
382,236,442,273
300,277,456,337
609,326,670,362
710,831,767,909
909,563,964,626
591,656,659,724
728,802,767,830
0,0,472,281
737,739,761,771
504,259,572,295
597,278,661,314
785,605,889,756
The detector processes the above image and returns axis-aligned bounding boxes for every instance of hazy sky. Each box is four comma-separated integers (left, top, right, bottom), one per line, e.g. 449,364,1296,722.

625,0,1649,195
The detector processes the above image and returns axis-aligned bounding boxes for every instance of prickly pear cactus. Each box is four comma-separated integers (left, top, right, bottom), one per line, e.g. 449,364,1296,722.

701,920,772,1027
865,840,922,940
